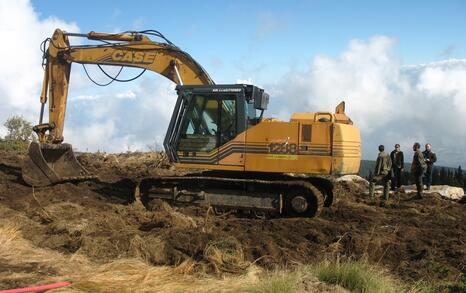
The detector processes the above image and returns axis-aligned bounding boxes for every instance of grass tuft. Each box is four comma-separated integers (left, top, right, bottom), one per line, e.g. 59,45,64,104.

310,259,398,293
246,271,298,293
204,236,249,274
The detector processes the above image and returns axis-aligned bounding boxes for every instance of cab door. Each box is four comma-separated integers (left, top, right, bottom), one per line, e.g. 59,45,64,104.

217,94,245,167
176,93,220,165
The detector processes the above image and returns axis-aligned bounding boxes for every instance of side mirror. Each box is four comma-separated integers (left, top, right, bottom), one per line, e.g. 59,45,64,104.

253,88,269,110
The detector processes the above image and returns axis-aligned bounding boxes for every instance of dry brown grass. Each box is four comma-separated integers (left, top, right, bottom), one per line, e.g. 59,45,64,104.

0,209,264,292
1,215,435,293
0,203,442,293
203,236,250,274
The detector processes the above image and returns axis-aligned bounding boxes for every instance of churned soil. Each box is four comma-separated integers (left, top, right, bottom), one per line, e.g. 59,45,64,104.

0,150,464,288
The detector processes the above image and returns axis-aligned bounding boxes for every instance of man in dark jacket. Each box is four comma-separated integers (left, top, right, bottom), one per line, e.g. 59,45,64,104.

390,144,404,190
422,143,437,190
369,145,392,200
411,142,427,199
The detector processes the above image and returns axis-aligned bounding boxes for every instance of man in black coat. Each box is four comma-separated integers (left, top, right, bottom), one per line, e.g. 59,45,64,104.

390,144,404,190
422,143,437,190
411,142,427,199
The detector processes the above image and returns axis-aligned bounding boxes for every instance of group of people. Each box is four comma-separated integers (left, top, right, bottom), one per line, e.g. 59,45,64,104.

369,143,437,200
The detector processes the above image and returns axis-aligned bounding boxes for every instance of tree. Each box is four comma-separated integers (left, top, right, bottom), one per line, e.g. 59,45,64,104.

447,170,454,185
402,170,411,185
455,166,464,188
440,167,448,185
464,170,466,192
3,115,35,141
432,167,441,185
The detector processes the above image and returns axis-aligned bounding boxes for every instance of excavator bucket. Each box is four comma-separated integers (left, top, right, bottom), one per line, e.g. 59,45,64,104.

22,142,95,186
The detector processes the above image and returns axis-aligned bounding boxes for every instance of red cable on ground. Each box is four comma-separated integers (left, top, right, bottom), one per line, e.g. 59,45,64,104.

0,281,71,293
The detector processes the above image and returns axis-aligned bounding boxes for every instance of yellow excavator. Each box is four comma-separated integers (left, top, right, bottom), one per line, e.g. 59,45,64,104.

22,29,361,217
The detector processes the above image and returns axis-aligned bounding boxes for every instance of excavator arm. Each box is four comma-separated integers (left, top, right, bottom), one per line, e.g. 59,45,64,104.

23,29,214,186
37,29,213,143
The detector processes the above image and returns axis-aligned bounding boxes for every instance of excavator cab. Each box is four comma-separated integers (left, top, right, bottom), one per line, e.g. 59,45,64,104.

164,84,268,164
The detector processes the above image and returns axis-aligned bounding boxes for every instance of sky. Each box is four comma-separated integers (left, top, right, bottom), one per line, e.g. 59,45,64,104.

0,0,465,167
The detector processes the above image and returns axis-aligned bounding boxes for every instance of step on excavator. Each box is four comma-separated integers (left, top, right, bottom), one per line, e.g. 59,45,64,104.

22,29,361,217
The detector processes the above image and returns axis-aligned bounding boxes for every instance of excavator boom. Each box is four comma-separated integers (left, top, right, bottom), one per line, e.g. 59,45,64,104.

23,29,214,186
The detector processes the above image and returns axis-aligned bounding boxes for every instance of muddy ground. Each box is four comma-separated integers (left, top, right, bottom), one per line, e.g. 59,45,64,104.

0,150,464,289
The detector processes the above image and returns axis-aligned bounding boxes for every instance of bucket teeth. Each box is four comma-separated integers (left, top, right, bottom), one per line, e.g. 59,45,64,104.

22,142,94,186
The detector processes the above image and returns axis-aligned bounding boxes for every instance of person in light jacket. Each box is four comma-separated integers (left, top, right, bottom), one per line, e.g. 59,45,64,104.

369,145,392,200
411,142,427,199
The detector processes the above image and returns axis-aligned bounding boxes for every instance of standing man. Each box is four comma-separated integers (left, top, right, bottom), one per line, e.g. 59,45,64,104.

390,144,404,190
422,143,437,190
369,145,392,200
411,142,427,199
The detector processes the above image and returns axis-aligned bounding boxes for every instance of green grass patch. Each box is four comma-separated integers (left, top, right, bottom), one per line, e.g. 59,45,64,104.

245,259,423,293
0,140,29,153
245,271,299,293
436,275,466,293
410,274,466,293
310,259,398,293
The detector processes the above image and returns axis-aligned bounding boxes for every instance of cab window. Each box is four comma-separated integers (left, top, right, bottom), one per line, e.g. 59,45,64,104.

178,94,218,152
178,94,237,152
220,98,236,144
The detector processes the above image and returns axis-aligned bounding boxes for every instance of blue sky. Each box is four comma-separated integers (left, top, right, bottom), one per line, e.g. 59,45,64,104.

32,0,466,82
1,0,465,166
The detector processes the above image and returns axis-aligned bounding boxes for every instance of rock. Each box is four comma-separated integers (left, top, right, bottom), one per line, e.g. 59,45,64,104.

336,175,369,186
103,154,120,164
429,185,464,200
402,185,464,200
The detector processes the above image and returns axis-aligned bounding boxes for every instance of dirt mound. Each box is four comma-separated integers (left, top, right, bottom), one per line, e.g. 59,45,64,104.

0,150,465,288
77,152,175,181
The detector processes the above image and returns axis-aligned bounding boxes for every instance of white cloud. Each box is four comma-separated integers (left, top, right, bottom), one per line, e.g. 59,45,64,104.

416,65,466,115
67,120,116,152
236,78,254,85
64,75,177,153
116,90,136,100
71,94,101,101
132,17,144,30
270,37,466,166
272,36,406,132
0,0,78,131
255,11,285,40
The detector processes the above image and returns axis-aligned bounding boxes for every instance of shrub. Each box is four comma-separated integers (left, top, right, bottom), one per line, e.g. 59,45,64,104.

3,115,35,142
0,139,29,153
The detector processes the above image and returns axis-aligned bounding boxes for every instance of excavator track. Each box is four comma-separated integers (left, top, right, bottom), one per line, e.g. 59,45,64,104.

139,176,325,218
